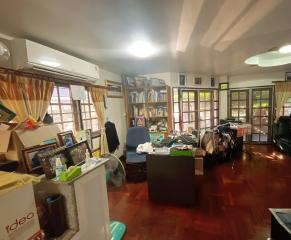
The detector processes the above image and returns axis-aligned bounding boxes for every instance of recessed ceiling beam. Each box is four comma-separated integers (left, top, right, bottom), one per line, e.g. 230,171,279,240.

214,0,283,51
200,0,252,48
176,0,205,52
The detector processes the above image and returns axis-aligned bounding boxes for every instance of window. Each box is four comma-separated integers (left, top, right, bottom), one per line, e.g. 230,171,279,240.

230,90,249,122
48,85,99,133
282,97,291,116
172,88,219,132
80,90,99,132
48,86,75,131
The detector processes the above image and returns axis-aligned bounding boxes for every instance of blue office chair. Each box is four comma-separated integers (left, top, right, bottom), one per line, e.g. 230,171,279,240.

125,127,150,182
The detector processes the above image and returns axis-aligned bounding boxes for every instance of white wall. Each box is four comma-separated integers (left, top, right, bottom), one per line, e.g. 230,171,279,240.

98,68,126,157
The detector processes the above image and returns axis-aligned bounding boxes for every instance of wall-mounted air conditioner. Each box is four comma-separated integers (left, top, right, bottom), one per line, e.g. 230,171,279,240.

11,39,99,82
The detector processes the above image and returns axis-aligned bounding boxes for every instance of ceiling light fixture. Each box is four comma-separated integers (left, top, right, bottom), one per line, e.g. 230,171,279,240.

279,45,291,54
127,41,156,58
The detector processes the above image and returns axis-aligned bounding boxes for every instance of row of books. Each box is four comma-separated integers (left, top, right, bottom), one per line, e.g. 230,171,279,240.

147,89,167,102
128,89,167,103
148,106,168,117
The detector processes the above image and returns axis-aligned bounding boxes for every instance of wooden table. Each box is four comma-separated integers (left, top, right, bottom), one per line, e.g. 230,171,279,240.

146,154,195,206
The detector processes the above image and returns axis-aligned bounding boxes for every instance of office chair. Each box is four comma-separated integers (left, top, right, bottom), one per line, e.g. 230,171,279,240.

124,127,150,182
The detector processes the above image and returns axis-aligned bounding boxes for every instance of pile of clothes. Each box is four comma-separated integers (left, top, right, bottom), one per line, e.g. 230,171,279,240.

201,123,238,155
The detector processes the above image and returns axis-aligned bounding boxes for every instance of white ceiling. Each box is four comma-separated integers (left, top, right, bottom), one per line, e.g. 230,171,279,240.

1,0,291,75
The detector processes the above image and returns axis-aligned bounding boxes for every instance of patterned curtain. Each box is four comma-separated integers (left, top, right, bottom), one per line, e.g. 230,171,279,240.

0,72,28,122
17,75,55,121
275,82,291,122
89,87,109,155
0,71,55,123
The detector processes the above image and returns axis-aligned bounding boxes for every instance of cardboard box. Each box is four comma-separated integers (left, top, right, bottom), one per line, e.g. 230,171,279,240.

0,183,40,240
0,125,60,171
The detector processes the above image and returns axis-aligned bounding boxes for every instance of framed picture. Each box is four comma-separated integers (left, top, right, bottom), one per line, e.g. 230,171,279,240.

57,131,77,147
194,77,202,85
0,103,16,122
66,141,92,166
38,147,73,179
106,80,123,98
22,143,58,173
75,129,93,149
122,75,135,87
285,72,291,81
179,73,187,86
211,76,215,87
219,82,229,90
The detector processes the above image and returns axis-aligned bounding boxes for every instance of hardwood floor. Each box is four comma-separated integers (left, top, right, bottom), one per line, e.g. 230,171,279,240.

108,145,291,240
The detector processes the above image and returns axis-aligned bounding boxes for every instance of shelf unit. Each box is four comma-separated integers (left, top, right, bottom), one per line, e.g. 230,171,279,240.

124,85,172,132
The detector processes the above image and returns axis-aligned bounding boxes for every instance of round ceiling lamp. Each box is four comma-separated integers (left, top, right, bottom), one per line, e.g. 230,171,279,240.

0,41,10,61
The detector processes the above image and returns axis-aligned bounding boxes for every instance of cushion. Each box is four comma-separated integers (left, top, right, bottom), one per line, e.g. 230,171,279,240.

126,151,147,164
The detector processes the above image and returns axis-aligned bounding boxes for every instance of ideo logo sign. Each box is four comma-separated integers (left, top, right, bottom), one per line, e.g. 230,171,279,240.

5,212,35,234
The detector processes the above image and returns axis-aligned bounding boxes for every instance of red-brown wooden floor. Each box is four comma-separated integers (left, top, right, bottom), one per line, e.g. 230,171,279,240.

108,145,291,240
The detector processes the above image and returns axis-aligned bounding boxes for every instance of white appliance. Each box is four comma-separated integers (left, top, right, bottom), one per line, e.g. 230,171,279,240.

11,39,99,83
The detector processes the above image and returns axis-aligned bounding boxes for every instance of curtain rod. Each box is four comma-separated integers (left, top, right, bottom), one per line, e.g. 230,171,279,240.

0,67,108,89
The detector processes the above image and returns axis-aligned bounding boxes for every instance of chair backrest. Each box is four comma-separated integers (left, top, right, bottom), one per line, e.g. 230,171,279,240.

126,127,150,148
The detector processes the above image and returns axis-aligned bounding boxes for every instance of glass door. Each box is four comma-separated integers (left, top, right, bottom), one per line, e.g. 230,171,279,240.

230,90,249,122
251,88,273,142
199,91,212,130
181,89,197,132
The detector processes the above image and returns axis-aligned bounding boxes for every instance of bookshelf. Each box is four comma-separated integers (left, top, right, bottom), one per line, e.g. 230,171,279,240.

123,82,172,133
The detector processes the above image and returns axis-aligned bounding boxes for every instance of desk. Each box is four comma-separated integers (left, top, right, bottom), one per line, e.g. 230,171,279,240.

146,154,195,206
269,208,291,240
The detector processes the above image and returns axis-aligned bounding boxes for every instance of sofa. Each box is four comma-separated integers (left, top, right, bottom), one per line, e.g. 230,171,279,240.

273,116,291,155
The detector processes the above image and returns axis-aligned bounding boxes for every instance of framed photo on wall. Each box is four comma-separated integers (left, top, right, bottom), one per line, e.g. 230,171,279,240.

194,77,202,85
285,72,291,81
219,82,229,90
105,80,123,98
210,76,215,87
179,73,187,86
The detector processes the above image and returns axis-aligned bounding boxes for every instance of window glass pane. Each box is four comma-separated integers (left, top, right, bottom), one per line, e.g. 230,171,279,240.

91,111,97,118
205,102,211,110
260,108,269,116
253,100,260,108
174,112,180,122
199,92,205,101
261,90,269,99
189,102,195,111
261,100,269,107
232,101,239,108
232,92,239,100
239,109,246,117
182,92,188,101
253,91,261,99
61,105,72,113
206,120,211,128
232,110,238,117
200,112,205,120
92,119,99,130
174,103,179,112
51,88,59,103
200,102,206,110
189,92,195,101
183,113,189,122
200,121,205,128
239,101,246,108
239,92,246,100
174,123,180,130
63,122,74,131
261,117,269,125
59,87,71,103
206,111,211,119
253,117,260,125
52,114,61,123
189,112,195,121
183,103,189,112
63,113,73,122
51,105,60,114
205,92,211,101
